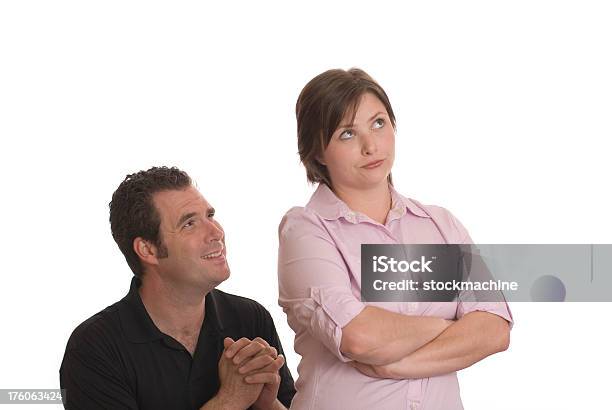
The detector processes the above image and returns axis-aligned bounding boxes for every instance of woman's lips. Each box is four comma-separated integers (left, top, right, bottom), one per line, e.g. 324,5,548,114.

362,159,384,169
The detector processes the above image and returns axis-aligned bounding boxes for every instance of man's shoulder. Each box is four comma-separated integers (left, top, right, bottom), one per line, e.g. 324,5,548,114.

64,299,124,352
209,289,275,328
210,288,269,315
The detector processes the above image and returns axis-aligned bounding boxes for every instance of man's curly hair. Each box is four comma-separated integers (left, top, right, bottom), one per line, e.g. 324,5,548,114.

109,166,192,276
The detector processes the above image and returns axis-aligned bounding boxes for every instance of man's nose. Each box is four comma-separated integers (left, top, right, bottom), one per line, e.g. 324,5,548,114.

204,219,224,243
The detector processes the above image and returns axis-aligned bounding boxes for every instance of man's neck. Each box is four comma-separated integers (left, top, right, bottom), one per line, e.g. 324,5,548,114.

138,274,208,341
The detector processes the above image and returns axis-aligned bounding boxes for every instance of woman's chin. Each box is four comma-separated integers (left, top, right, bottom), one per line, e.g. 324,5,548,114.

365,168,391,182
353,175,390,190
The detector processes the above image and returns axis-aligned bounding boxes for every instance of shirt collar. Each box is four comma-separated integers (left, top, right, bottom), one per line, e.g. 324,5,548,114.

306,183,430,222
118,276,225,344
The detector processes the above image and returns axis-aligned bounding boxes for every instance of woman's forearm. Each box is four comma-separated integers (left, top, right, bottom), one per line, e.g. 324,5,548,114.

340,306,453,365
353,311,510,379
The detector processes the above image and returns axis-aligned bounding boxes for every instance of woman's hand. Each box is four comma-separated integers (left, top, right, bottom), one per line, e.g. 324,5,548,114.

349,356,412,380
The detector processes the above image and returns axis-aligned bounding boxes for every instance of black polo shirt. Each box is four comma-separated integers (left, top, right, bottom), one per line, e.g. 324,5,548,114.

60,277,295,409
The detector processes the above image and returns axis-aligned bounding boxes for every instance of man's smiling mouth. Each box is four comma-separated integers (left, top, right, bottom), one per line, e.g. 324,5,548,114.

201,249,223,259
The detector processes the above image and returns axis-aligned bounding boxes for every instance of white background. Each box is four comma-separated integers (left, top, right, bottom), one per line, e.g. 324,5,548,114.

1,1,611,409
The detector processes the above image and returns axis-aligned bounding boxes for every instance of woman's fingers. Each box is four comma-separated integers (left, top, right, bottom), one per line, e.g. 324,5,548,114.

350,361,380,378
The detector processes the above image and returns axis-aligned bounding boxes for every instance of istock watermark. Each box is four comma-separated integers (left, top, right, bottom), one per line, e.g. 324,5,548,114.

361,244,612,302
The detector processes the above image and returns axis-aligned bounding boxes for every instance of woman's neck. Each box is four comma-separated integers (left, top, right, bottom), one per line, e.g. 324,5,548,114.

332,182,392,225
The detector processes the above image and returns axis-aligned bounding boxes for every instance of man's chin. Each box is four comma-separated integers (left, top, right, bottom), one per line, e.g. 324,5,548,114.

210,267,231,288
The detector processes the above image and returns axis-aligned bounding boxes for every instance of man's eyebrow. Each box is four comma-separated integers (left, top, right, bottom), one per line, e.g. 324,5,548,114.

176,212,197,229
337,112,386,129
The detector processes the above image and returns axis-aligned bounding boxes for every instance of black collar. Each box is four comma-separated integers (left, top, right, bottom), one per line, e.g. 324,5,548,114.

117,276,226,344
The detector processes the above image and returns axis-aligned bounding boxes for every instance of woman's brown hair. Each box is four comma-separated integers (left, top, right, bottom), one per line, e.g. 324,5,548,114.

296,68,396,187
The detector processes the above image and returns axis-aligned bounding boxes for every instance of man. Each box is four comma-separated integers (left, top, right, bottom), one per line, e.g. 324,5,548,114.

60,166,295,409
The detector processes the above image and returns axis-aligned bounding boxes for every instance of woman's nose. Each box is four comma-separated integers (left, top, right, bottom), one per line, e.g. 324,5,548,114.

361,132,378,156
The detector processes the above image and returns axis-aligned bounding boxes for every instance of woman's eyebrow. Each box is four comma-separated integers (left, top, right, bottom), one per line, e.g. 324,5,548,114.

368,111,386,121
338,112,386,129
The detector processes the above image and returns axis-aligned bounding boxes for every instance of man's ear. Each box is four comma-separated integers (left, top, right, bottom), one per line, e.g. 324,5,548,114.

133,237,160,267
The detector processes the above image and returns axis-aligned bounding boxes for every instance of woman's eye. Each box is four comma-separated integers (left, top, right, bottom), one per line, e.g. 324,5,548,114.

339,130,355,140
373,118,385,129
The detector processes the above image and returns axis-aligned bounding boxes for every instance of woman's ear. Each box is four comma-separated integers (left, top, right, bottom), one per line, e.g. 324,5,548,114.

316,155,326,166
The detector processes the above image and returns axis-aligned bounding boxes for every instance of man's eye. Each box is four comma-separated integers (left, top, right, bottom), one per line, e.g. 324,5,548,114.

184,220,195,228
207,211,215,218
339,130,355,140
373,118,385,129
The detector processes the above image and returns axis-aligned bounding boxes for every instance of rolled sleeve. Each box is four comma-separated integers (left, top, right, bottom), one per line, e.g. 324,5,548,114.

443,208,515,329
278,208,365,362
457,300,514,329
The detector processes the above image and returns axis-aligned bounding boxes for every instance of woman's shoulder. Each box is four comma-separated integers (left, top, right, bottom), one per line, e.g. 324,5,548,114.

409,197,454,220
278,206,324,237
399,194,472,243
395,190,451,218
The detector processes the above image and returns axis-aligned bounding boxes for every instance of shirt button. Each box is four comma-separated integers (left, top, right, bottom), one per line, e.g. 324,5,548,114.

408,302,419,312
409,402,418,410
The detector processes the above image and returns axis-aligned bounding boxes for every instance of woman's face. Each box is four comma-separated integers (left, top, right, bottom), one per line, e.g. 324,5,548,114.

321,92,395,192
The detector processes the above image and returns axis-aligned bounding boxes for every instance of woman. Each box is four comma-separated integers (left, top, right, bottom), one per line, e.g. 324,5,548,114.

277,68,513,410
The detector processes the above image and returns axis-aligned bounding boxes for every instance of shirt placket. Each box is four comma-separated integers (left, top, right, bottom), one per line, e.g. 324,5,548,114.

389,210,420,314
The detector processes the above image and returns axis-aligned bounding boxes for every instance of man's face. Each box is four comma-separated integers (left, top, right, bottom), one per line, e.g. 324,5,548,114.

151,186,230,291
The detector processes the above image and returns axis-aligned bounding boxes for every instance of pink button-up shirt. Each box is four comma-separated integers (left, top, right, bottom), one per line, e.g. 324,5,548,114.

278,184,513,410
